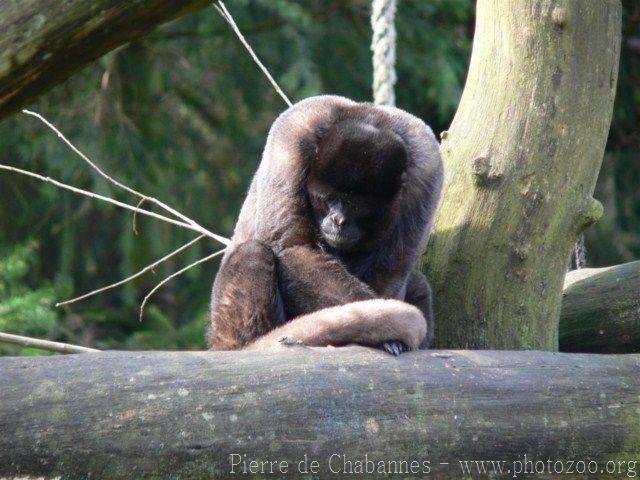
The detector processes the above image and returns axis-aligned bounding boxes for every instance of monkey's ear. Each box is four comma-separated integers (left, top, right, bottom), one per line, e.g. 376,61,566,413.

400,172,408,183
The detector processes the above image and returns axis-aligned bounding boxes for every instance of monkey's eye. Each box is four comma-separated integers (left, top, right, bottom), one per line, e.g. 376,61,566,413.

310,194,329,214
357,213,378,225
310,191,325,204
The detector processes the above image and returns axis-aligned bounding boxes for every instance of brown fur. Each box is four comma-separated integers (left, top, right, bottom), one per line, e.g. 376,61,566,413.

209,96,443,353
245,299,426,351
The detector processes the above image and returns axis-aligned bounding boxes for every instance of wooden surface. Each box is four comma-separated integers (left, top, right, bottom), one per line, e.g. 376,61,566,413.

1,348,639,479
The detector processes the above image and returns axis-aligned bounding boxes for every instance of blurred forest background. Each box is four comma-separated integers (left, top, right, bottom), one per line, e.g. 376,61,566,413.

0,0,638,355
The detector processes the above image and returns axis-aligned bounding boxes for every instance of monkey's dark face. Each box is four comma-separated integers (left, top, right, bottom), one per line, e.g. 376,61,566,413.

308,120,407,252
308,181,393,251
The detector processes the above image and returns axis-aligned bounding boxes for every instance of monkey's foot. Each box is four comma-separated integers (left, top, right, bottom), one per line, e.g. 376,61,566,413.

382,341,408,356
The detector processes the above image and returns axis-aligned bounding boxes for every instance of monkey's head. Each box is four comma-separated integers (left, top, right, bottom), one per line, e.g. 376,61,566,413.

307,119,408,252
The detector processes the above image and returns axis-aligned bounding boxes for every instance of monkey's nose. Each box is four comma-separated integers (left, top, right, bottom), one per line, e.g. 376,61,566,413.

331,212,347,227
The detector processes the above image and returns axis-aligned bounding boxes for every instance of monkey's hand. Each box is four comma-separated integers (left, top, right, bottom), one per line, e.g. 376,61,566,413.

382,341,409,356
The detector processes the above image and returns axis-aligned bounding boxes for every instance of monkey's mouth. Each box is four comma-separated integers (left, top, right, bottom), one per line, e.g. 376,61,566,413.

322,231,359,251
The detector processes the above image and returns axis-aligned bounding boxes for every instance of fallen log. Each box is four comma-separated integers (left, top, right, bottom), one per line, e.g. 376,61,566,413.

560,260,640,353
1,348,638,479
0,0,209,121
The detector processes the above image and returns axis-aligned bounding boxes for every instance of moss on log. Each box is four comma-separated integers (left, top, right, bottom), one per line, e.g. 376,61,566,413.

424,0,621,350
0,0,210,121
560,261,640,353
1,348,639,479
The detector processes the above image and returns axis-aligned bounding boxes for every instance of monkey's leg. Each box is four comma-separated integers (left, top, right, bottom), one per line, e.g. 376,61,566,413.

208,240,285,350
276,245,376,318
404,269,434,349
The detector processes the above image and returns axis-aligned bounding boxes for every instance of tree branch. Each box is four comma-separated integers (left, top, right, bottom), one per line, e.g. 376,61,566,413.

0,0,211,121
57,235,206,307
560,260,640,353
22,109,230,246
0,164,201,234
213,1,292,107
0,332,98,354
139,248,225,321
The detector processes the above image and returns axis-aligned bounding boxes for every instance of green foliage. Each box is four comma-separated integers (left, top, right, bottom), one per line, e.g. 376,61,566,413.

0,0,636,354
586,0,640,266
124,306,207,350
0,242,59,355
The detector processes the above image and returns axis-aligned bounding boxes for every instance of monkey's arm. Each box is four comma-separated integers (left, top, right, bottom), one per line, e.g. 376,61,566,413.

244,299,427,351
209,242,377,351
404,269,434,348
209,241,285,350
276,245,376,318
275,247,426,356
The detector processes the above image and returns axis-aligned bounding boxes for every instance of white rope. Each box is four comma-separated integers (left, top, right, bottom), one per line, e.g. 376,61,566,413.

371,0,398,106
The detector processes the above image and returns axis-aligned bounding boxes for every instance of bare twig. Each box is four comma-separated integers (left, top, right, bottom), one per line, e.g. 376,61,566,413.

57,235,206,307
213,1,293,107
132,197,147,235
0,164,231,244
139,248,226,321
22,109,230,246
0,331,99,354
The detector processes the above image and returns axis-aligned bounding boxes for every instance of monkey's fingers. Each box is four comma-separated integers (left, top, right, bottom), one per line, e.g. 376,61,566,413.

382,340,408,356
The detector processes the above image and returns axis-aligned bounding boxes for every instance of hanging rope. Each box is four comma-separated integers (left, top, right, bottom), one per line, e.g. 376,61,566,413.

371,0,398,106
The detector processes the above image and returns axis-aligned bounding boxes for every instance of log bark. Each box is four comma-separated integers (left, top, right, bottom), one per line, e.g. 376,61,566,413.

0,0,210,121
423,0,621,350
1,349,639,479
560,261,640,353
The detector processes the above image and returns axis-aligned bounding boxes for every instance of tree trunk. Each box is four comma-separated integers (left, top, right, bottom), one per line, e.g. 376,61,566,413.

1,349,639,479
560,261,640,353
0,0,209,121
423,0,621,350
